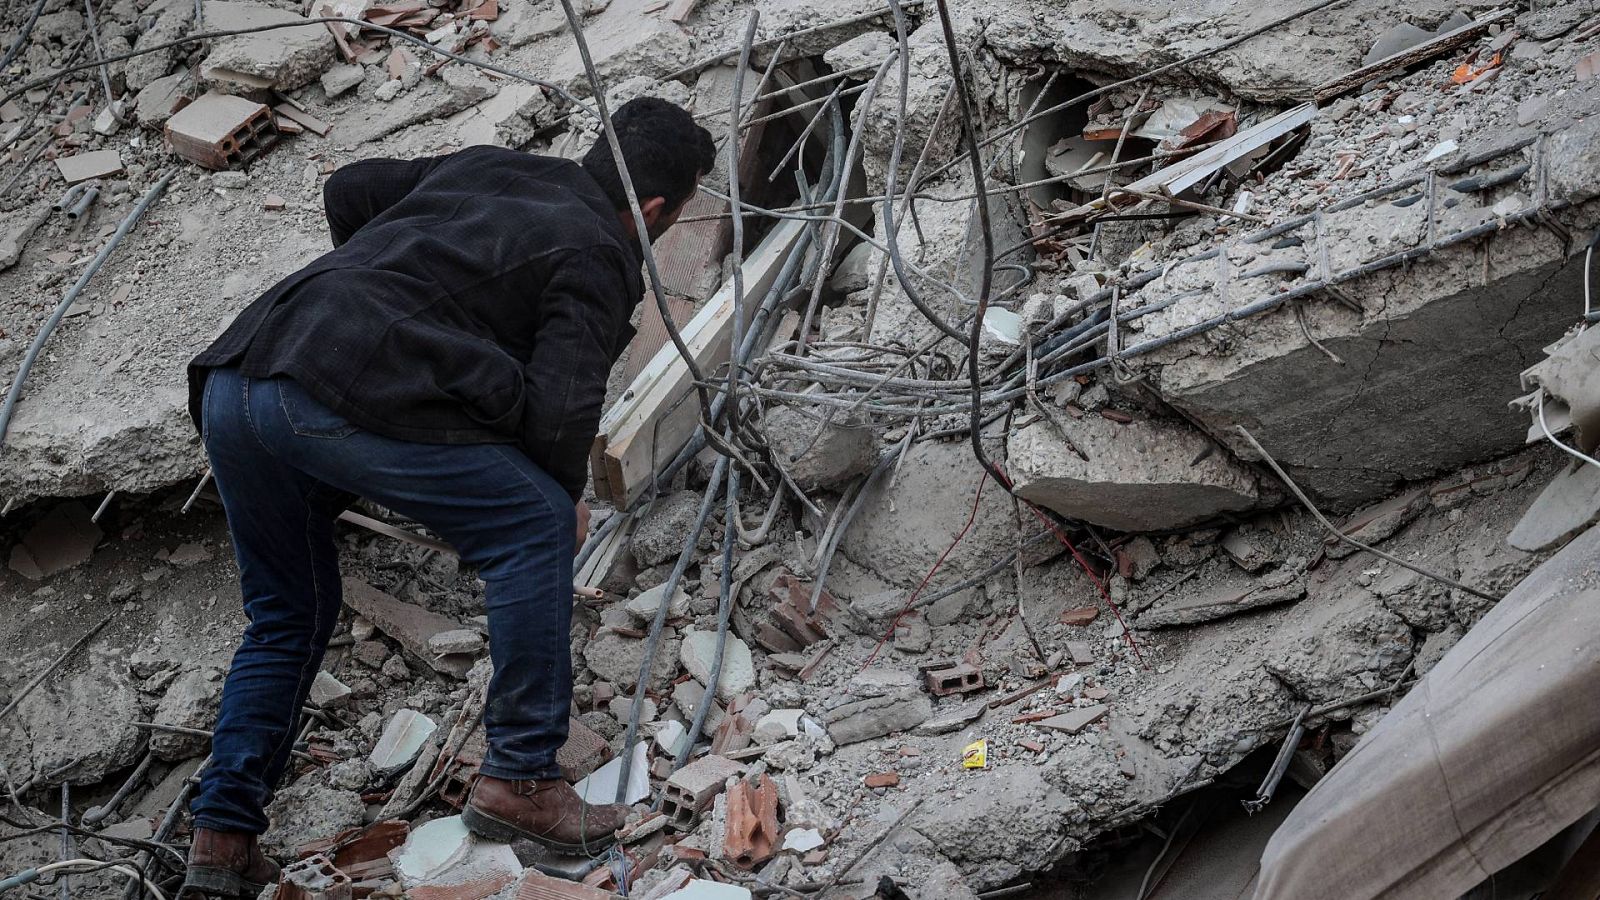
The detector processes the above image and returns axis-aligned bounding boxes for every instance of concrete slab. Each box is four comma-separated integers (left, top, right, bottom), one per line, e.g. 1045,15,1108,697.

55,150,123,184
200,1,337,92
1508,461,1600,552
1008,415,1262,531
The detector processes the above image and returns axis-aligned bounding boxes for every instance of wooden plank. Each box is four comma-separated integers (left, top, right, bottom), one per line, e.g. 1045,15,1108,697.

273,102,331,136
576,511,632,589
596,218,806,508
1314,9,1512,104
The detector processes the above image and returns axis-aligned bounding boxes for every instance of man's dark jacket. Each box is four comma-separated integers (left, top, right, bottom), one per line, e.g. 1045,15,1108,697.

187,146,643,500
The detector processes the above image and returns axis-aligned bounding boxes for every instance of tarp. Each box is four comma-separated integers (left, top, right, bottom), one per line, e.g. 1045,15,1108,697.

1254,522,1600,899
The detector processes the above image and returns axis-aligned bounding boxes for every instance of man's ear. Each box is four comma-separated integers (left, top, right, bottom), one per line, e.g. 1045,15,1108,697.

639,195,668,228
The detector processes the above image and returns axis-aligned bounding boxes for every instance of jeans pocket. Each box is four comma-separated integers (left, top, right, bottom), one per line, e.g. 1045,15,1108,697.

200,368,218,444
277,379,359,439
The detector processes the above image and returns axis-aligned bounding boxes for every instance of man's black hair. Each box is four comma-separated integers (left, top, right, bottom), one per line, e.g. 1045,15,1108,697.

581,96,717,213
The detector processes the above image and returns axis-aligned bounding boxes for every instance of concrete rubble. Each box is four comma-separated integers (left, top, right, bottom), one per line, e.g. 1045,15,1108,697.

3,0,1600,897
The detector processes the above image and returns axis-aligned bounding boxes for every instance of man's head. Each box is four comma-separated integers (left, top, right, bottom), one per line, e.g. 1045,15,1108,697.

581,96,717,243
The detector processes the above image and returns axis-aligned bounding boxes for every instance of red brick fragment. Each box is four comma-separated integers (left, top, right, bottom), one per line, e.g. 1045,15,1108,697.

864,772,900,789
1059,606,1100,626
720,774,781,871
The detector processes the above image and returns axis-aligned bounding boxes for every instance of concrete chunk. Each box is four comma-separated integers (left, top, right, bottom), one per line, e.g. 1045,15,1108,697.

762,406,879,491
308,671,352,708
679,629,755,702
390,815,521,900
200,1,337,92
573,740,649,806
625,581,689,625
1008,416,1261,531
1138,566,1305,628
369,709,437,776
150,666,225,760
824,691,932,746
426,628,485,657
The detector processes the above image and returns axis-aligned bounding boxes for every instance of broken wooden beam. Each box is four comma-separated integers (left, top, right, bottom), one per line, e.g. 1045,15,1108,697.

1313,9,1513,104
591,218,806,509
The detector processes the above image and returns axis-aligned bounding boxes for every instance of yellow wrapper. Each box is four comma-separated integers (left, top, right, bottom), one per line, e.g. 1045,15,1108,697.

961,738,988,769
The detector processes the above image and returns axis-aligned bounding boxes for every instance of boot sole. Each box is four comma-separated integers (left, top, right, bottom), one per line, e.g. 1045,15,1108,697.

461,803,616,855
180,866,271,899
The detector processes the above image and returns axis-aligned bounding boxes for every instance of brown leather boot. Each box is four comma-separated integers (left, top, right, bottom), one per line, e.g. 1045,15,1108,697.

180,829,280,898
462,776,628,853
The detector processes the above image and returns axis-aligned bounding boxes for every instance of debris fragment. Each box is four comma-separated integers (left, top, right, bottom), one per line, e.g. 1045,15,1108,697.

55,149,124,184
165,92,280,170
572,740,650,806
717,773,780,870
342,578,475,677
1035,704,1108,734
279,854,354,900
662,754,744,828
369,709,437,776
390,816,521,900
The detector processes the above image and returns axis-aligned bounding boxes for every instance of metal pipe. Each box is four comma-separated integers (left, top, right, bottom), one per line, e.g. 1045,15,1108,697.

65,185,99,220
52,182,89,212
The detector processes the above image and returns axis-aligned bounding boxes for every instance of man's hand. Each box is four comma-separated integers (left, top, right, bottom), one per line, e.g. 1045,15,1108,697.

575,500,591,556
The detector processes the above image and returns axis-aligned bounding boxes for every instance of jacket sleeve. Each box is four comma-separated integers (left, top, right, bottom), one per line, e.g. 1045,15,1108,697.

521,248,631,501
322,154,450,247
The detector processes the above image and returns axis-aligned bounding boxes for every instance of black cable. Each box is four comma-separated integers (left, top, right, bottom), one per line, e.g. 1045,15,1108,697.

879,0,969,343
930,0,1011,492
0,0,48,71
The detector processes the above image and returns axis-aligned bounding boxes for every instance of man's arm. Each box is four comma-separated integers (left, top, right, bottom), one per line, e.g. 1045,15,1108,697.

322,154,451,247
520,248,631,501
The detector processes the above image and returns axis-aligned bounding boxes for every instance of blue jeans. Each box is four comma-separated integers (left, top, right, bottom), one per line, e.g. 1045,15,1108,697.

191,366,575,834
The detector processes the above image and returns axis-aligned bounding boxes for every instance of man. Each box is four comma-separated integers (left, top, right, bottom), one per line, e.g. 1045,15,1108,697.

178,97,716,898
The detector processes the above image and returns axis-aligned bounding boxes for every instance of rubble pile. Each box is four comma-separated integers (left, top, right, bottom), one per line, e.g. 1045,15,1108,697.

3,0,1600,897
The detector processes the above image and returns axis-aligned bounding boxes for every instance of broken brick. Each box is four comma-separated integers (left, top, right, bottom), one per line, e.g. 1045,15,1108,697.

510,869,619,900
923,662,984,697
718,774,780,871
863,772,900,789
661,754,744,828
1018,739,1045,753
709,696,756,756
165,92,279,170
1059,606,1100,626
278,854,353,900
